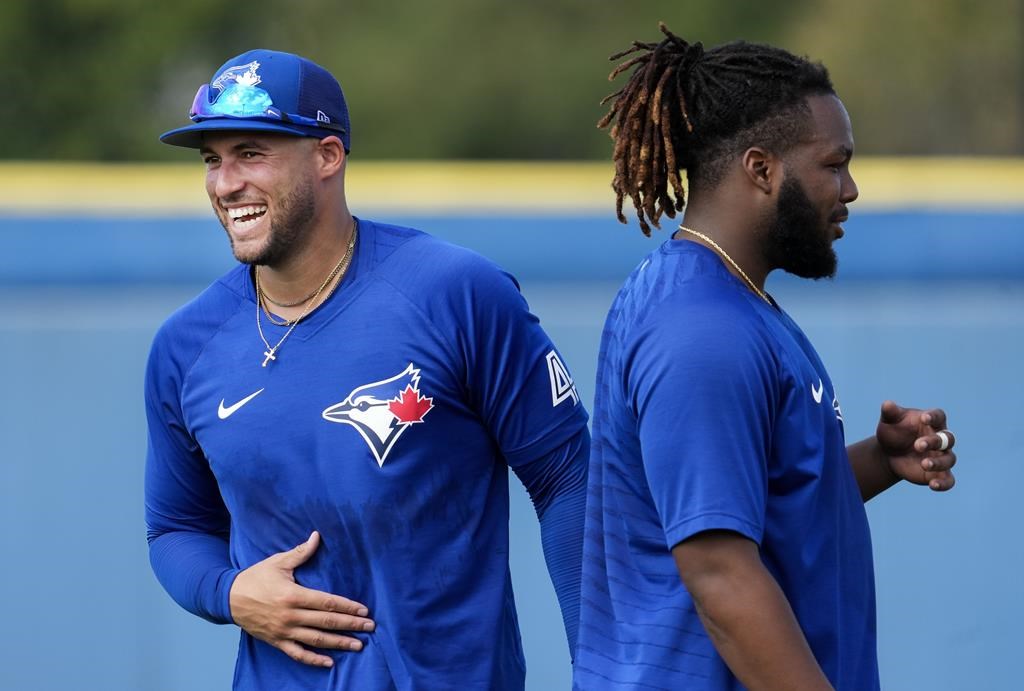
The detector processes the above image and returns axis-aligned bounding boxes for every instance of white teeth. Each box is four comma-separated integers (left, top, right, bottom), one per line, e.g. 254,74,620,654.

227,205,268,220
234,216,262,231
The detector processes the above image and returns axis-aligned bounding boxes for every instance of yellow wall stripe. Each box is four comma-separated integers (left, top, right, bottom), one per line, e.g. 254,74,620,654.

1,158,1021,215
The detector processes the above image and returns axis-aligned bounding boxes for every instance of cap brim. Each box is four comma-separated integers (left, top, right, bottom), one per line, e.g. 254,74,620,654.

159,118,321,148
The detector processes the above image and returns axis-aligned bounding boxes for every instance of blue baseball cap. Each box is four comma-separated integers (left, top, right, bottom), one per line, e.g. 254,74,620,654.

160,49,351,152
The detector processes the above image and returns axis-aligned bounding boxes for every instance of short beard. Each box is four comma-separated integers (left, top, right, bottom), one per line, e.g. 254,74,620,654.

763,176,837,279
222,181,317,267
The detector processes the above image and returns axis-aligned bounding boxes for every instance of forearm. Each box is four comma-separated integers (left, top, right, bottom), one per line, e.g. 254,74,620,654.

847,436,900,501
145,403,239,623
515,427,589,658
148,530,241,624
537,477,586,657
675,534,832,690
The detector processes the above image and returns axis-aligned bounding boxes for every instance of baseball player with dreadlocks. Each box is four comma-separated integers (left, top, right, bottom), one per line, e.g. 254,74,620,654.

574,24,959,690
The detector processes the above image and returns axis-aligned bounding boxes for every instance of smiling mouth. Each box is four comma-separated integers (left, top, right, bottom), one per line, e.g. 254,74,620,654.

227,205,268,231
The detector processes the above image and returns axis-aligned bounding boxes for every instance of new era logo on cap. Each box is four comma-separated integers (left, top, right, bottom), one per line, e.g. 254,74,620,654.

160,49,351,152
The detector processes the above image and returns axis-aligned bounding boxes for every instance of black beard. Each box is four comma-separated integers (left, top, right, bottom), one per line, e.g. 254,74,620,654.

221,182,317,267
763,176,837,279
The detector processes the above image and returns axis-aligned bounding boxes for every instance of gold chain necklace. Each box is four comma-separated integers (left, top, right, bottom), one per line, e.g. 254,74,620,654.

254,222,358,367
261,282,325,309
257,245,349,328
678,225,771,304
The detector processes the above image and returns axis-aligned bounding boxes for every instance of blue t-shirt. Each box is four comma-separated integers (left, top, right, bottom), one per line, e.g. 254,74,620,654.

574,240,878,690
145,219,589,690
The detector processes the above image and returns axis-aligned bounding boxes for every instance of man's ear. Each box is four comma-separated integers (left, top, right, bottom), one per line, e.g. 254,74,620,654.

741,147,779,195
315,136,346,178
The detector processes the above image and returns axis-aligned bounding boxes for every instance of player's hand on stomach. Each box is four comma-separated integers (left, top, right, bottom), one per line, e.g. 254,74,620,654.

229,530,375,668
876,400,957,491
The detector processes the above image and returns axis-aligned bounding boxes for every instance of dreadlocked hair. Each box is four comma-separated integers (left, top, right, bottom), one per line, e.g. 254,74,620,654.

598,22,835,236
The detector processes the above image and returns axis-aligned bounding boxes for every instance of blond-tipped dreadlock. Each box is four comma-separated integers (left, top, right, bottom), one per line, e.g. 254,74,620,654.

599,23,834,236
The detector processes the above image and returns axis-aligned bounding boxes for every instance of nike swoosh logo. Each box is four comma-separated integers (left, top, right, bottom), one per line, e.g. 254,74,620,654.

218,388,265,419
811,379,824,404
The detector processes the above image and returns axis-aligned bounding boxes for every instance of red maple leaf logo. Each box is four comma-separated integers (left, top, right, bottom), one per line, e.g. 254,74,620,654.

388,385,434,423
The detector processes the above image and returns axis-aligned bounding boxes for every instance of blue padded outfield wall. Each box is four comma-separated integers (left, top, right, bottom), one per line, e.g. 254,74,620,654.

1,161,1022,690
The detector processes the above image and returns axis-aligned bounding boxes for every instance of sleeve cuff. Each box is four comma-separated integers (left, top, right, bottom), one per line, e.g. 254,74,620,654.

217,568,243,625
664,512,763,551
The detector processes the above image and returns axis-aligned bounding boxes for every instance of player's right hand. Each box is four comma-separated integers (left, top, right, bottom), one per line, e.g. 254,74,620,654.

229,530,375,668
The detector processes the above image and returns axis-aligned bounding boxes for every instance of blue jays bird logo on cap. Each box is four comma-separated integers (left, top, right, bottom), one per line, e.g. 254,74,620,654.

322,364,435,467
208,61,274,117
212,61,262,90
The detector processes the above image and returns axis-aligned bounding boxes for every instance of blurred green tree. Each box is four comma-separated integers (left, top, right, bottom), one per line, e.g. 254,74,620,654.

0,0,1018,160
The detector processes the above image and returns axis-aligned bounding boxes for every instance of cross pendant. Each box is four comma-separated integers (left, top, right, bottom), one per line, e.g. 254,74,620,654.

262,348,277,367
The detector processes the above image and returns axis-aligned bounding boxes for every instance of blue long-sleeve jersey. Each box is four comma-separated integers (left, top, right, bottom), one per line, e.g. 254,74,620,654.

145,219,589,690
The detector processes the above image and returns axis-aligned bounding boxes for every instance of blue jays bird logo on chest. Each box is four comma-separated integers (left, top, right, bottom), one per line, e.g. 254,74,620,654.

321,364,435,467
